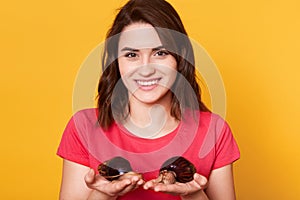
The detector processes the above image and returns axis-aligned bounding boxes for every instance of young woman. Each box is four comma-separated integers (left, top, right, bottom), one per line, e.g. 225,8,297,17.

57,0,240,199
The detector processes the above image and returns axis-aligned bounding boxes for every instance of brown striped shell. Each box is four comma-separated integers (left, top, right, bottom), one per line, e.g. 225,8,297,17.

98,156,133,181
158,156,196,184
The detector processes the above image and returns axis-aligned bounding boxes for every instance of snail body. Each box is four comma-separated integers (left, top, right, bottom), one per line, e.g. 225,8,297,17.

157,156,196,184
98,156,135,181
98,156,195,184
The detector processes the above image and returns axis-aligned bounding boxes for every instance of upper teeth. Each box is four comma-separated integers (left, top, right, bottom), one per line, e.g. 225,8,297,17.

137,79,159,86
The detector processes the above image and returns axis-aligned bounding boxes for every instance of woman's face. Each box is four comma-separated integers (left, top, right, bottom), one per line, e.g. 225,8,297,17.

117,22,177,105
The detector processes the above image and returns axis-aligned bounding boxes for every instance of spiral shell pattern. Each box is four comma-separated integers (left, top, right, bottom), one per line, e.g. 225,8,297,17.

159,156,196,183
98,156,132,181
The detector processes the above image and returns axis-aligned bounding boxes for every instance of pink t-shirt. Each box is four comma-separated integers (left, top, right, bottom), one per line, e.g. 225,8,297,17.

57,108,240,199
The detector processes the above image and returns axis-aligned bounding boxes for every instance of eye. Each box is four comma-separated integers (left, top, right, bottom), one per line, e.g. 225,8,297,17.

154,50,169,56
124,52,137,58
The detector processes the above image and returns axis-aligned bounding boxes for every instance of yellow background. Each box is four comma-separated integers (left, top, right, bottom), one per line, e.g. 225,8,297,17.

1,0,299,199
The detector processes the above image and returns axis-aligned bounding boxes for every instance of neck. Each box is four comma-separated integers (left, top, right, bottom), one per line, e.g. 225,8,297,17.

123,92,179,138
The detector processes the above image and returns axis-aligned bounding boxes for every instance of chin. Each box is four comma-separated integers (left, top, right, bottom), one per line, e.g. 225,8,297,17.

136,98,160,105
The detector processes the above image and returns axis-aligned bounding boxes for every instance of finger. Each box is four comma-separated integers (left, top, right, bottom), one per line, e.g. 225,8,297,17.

119,175,145,193
154,182,195,195
113,178,139,196
96,178,129,197
143,179,156,190
154,176,207,196
84,168,96,185
129,175,144,189
134,175,145,185
114,178,131,190
153,183,179,193
116,173,143,191
137,179,145,186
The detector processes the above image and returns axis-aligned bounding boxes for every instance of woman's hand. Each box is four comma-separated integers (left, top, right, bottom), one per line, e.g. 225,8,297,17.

85,169,145,199
143,173,208,199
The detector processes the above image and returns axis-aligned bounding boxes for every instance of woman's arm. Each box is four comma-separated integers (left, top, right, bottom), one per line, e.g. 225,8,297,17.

143,164,236,200
59,160,117,200
59,159,144,200
59,159,93,200
205,164,236,200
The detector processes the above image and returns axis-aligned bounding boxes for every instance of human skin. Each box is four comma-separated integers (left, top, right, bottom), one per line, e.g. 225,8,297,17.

117,22,179,138
59,22,237,200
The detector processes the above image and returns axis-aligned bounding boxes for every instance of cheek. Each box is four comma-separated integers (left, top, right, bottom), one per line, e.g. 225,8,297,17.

168,58,178,83
165,56,177,70
161,57,177,72
171,59,177,70
118,58,140,77
118,59,129,77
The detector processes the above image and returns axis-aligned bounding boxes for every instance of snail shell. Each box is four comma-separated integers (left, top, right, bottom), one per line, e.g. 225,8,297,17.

98,156,133,181
158,156,196,184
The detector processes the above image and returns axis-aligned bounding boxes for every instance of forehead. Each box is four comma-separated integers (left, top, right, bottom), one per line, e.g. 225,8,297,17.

118,23,162,50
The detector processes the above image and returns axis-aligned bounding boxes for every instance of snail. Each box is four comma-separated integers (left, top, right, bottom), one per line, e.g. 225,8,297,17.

98,156,141,181
156,156,196,184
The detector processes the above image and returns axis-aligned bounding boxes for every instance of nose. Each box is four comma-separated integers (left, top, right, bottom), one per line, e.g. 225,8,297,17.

138,55,156,77
138,64,156,77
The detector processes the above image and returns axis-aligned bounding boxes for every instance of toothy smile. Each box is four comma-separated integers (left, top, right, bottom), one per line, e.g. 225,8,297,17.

136,79,160,86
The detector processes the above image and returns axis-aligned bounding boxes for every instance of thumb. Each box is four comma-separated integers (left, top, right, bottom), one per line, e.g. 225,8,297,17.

193,173,208,188
84,168,96,185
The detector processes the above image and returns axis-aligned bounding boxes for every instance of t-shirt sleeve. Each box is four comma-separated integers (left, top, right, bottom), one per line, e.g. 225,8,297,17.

57,116,90,167
212,119,240,169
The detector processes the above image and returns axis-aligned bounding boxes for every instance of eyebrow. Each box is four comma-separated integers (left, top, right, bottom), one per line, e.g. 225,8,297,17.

120,45,165,52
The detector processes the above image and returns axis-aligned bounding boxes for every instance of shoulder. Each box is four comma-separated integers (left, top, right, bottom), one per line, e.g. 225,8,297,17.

68,108,99,133
188,111,234,148
182,110,232,144
199,111,231,137
184,110,229,130
72,108,98,122
199,111,226,123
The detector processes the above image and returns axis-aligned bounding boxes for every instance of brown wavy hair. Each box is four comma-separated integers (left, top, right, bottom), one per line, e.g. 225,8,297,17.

97,0,209,129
